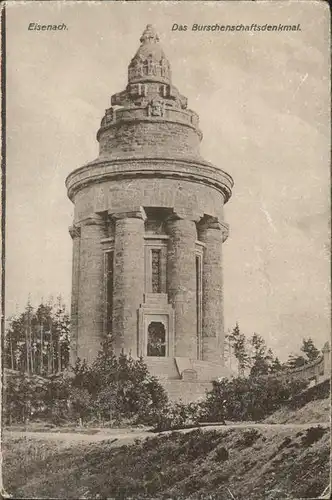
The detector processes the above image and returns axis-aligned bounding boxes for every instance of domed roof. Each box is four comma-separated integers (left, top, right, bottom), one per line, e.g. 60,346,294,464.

135,24,165,60
128,24,171,84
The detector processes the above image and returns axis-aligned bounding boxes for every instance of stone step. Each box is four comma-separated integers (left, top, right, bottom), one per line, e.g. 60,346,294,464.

161,380,213,403
144,356,180,380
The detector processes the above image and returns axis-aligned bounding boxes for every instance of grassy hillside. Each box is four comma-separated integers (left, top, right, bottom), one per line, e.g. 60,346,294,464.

3,423,329,500
264,398,330,424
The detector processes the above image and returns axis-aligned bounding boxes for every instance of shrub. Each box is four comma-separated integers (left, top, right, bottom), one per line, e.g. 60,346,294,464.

239,429,261,447
202,374,309,422
213,446,229,462
81,338,168,425
4,336,169,427
3,373,52,424
152,401,204,431
301,426,326,447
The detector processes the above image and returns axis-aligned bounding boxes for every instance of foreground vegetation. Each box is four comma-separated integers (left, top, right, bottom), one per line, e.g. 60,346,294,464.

4,300,325,433
3,423,329,499
5,334,312,431
4,336,168,427
3,301,329,498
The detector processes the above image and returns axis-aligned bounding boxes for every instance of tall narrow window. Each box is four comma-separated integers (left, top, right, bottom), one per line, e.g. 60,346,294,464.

196,254,203,360
106,251,114,334
151,249,162,293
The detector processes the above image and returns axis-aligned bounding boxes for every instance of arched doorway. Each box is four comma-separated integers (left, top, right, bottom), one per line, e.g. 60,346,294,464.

147,321,166,357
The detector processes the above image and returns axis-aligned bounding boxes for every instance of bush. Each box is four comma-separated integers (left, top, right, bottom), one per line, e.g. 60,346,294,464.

239,429,261,447
202,374,309,422
70,339,169,426
4,336,169,427
301,426,326,447
84,339,168,424
4,373,50,424
213,446,229,462
152,401,204,431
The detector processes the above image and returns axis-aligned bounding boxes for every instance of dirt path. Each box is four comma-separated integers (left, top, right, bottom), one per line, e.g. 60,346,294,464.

4,429,150,448
4,421,329,448
200,422,330,430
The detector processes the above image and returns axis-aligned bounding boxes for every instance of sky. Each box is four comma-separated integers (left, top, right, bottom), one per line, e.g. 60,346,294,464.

5,1,330,361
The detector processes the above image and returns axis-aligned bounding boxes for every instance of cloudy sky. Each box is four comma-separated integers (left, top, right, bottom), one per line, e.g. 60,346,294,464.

5,1,330,360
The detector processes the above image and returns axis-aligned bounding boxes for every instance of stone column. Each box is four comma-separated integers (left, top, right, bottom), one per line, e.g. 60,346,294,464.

69,224,81,365
322,342,331,378
198,217,229,364
166,212,197,358
112,208,146,356
77,214,106,364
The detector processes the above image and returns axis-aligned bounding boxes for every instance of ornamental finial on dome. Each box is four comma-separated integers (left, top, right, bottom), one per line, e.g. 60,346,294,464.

128,24,171,84
140,24,160,44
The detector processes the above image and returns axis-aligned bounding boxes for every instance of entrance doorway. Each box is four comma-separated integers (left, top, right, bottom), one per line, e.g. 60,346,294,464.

147,321,166,357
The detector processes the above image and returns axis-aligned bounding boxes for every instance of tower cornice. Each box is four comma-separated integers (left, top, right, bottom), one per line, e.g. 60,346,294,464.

97,106,201,142
65,157,233,204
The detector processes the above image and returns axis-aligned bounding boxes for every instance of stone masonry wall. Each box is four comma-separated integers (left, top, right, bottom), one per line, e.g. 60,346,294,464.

73,177,225,226
98,121,201,160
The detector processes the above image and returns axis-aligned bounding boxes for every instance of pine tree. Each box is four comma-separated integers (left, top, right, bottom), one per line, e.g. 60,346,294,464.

4,298,70,375
249,333,273,377
52,296,70,372
286,338,320,370
270,356,283,373
301,338,320,362
286,353,307,369
226,323,250,377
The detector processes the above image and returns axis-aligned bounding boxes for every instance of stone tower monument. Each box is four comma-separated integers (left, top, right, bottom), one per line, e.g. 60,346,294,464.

66,25,234,398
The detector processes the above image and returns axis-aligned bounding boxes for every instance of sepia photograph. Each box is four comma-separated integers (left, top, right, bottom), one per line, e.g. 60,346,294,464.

1,1,330,498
